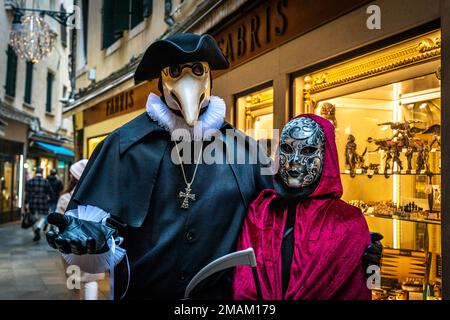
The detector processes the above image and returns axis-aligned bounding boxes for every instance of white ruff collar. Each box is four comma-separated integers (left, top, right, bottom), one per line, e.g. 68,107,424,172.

146,93,226,141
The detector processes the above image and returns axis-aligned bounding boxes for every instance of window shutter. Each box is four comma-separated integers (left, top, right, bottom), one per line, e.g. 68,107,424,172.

24,61,34,104
143,0,153,18
46,72,54,113
130,0,144,29
102,0,115,49
5,46,18,97
113,0,130,37
82,0,89,57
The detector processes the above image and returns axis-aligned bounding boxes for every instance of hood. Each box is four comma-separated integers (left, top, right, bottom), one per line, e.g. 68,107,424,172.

276,114,343,199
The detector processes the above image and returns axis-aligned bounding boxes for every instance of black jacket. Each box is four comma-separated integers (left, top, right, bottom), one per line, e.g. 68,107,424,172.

47,175,63,204
67,112,272,299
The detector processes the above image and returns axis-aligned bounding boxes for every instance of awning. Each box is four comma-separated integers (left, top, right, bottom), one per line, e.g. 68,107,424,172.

34,141,75,158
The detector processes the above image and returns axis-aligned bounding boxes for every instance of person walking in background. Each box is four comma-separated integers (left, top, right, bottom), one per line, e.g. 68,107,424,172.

25,166,52,241
56,160,88,215
47,169,64,215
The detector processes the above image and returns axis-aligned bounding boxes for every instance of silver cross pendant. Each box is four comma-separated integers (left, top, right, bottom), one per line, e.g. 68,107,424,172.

179,186,196,209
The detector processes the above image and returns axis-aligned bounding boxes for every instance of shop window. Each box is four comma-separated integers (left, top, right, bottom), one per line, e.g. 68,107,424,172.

294,30,442,300
87,134,108,158
234,84,274,156
24,61,34,104
46,72,54,113
316,75,442,299
5,45,17,98
1,160,13,214
0,142,22,223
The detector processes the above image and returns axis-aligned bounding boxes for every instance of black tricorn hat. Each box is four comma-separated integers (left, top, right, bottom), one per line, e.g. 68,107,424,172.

134,33,229,83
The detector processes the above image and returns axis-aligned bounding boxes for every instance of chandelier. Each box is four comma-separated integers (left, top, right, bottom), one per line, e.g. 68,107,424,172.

9,14,57,63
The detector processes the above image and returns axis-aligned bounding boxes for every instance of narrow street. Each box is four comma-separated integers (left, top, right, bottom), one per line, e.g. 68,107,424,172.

0,222,108,300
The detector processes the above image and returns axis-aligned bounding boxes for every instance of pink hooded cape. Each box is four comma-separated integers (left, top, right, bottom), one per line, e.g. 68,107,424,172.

233,114,371,300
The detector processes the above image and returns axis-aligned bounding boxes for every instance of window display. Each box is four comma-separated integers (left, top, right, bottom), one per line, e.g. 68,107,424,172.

234,85,274,156
294,31,442,300
311,70,441,300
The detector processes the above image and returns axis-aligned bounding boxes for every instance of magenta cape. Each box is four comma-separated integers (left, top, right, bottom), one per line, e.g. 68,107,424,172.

233,114,371,300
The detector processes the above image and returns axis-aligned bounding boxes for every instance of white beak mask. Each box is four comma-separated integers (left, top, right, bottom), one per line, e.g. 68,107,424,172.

161,61,211,127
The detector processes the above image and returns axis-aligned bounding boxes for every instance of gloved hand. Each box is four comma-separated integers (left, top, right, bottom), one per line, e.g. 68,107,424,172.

363,232,383,273
46,213,118,255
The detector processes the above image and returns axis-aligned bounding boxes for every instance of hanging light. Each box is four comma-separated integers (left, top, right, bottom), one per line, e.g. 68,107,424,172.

9,13,57,64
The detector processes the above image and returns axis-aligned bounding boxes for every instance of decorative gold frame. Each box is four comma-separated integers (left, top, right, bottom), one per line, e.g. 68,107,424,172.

303,33,441,111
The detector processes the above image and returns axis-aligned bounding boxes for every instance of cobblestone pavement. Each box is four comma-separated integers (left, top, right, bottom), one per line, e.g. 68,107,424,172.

0,222,109,300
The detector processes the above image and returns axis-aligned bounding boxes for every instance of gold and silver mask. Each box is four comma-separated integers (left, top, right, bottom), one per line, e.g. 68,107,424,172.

161,61,211,127
279,117,325,188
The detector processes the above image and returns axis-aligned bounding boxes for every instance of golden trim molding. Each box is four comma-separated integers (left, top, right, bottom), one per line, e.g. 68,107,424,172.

303,34,441,111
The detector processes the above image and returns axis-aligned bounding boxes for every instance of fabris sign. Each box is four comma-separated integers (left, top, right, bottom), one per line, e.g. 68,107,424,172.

213,0,369,70
83,80,158,127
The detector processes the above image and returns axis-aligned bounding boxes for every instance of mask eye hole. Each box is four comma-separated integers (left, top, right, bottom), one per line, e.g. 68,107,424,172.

191,63,205,76
280,143,294,154
169,65,182,78
300,146,317,155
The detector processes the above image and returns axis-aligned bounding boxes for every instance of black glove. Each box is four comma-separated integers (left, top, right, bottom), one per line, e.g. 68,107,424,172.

46,213,118,255
363,232,383,273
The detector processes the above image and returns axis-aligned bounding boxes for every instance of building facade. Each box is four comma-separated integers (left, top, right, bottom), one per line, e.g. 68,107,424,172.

0,0,74,223
64,0,450,299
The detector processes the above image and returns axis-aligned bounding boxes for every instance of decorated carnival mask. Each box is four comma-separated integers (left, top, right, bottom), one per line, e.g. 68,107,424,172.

278,117,325,188
161,61,211,127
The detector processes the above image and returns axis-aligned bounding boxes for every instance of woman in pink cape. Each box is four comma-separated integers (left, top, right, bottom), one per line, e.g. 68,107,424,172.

233,114,372,300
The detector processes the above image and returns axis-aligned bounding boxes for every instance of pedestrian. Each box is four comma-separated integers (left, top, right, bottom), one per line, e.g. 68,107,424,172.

47,168,64,215
55,160,88,215
25,166,52,241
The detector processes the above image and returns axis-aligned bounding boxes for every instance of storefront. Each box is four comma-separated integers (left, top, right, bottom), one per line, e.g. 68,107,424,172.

296,30,442,300
26,138,75,185
209,0,445,299
0,106,30,224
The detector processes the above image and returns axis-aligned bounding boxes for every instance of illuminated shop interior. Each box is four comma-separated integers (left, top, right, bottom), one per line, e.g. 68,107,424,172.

302,30,442,300
235,86,274,156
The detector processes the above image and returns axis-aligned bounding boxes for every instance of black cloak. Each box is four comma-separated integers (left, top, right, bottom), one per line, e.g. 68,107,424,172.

66,112,272,299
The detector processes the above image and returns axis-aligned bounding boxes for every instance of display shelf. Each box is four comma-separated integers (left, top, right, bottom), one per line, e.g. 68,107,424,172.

363,212,441,225
342,170,440,176
366,148,440,155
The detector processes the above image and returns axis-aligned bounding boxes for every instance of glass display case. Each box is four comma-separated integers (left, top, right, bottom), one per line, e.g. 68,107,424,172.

315,73,441,299
294,30,442,300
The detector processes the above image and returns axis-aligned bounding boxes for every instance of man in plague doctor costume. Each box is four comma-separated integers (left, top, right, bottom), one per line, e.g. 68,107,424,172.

45,33,382,300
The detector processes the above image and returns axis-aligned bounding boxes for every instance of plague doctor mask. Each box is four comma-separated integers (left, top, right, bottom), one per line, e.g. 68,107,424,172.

278,117,325,188
161,61,211,127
